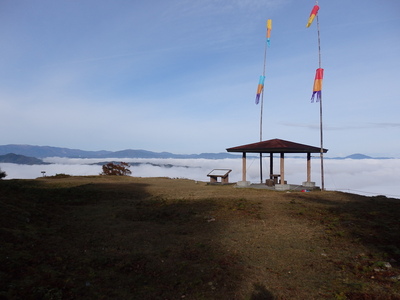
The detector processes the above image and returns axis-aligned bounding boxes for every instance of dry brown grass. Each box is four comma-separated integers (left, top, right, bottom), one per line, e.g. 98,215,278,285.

1,176,399,299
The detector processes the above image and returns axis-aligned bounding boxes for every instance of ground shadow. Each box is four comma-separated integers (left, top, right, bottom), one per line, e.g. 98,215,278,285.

250,283,275,300
0,178,246,299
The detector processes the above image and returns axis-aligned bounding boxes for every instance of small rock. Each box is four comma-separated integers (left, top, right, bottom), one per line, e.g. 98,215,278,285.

390,275,400,282
374,268,382,272
383,262,392,269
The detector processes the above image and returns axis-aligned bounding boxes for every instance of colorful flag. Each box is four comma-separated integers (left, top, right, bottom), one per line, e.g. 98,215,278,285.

311,68,324,102
255,75,265,104
306,5,319,28
266,19,272,46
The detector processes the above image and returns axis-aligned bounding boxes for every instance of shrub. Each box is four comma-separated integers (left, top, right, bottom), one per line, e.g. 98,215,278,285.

0,168,6,179
101,162,132,176
46,173,72,179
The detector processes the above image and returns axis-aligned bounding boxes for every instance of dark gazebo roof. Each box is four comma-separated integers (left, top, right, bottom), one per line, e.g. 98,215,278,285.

226,138,328,154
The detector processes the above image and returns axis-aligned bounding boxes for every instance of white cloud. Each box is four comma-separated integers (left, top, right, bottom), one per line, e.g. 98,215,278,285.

0,163,102,179
2,157,399,199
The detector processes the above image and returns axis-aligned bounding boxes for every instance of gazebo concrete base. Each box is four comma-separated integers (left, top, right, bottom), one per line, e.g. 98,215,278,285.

234,182,321,191
275,184,291,191
302,181,316,187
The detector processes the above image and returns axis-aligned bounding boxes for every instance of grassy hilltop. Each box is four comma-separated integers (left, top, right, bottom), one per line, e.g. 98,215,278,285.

1,176,400,300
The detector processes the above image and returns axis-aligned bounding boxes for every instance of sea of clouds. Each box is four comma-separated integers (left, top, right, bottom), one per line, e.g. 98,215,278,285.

1,157,399,199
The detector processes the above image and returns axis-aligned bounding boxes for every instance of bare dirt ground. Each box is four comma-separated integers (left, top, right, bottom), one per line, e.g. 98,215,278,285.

1,176,400,299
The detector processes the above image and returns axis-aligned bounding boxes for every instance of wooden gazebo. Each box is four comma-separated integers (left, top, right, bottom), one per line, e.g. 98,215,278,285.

226,138,328,187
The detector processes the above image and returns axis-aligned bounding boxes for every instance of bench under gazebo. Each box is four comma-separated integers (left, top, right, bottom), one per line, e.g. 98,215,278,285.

226,138,328,190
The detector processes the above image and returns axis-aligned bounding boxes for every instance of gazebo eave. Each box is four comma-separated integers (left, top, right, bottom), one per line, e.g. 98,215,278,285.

226,148,327,154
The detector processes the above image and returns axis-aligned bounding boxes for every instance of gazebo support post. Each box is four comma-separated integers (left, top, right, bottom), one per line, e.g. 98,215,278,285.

269,153,273,179
280,153,284,184
236,152,251,187
302,152,316,188
259,153,263,183
275,152,290,190
242,152,246,181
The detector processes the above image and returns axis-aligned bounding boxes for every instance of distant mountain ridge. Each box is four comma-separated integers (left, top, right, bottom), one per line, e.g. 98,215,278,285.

331,153,393,160
0,144,394,162
344,154,372,159
0,145,111,158
0,144,241,160
0,153,49,165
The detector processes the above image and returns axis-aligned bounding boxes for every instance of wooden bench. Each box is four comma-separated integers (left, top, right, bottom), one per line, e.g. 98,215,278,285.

270,174,280,184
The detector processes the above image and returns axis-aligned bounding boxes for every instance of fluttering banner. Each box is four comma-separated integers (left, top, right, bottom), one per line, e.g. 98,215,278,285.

311,68,324,102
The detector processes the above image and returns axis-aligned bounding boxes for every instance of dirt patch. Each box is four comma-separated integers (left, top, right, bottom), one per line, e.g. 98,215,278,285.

1,176,399,299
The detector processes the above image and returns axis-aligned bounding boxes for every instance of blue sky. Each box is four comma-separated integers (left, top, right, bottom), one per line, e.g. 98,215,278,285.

0,0,399,157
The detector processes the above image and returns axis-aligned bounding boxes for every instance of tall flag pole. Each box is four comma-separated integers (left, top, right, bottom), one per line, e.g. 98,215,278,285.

306,1,325,190
255,19,272,183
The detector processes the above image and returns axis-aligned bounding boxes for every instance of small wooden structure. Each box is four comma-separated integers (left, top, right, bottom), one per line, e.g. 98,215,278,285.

207,169,232,184
266,174,283,186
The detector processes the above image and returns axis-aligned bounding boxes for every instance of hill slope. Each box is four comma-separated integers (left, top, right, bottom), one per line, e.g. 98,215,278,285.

0,153,49,165
1,177,399,299
0,144,240,159
2,144,393,160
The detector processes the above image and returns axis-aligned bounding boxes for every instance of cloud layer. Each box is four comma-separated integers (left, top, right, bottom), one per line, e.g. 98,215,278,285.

2,157,399,199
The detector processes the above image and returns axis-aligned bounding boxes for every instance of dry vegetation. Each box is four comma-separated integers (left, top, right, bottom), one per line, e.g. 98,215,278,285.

1,176,400,299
